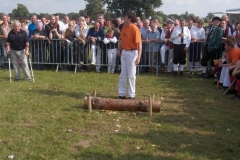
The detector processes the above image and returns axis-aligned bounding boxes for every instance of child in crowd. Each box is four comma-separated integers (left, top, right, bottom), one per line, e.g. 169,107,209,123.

103,29,118,73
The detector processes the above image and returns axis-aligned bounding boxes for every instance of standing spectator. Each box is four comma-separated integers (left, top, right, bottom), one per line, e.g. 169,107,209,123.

136,21,143,29
117,12,142,99
171,19,191,77
49,22,62,67
145,22,160,73
0,14,12,69
222,14,233,34
189,19,205,73
75,19,89,70
160,18,174,73
104,18,112,36
41,16,47,29
62,15,70,31
19,18,29,35
87,21,104,72
63,21,76,71
7,15,12,24
174,19,179,27
84,15,91,26
98,13,105,28
111,19,120,39
153,18,162,35
55,13,64,32
103,29,118,73
188,16,195,30
136,16,141,23
201,17,223,77
6,21,31,81
31,23,47,70
116,18,122,26
28,14,38,38
140,19,151,72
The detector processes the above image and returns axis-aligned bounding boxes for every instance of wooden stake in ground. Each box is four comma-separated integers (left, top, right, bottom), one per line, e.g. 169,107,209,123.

83,97,161,112
149,96,153,116
93,90,96,97
87,94,92,113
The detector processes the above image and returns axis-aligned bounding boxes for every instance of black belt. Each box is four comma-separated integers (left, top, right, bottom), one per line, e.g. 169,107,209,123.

124,49,137,51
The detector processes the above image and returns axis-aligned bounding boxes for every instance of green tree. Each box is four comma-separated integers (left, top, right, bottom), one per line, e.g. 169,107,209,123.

68,12,80,20
12,4,29,19
84,0,105,19
207,12,215,19
102,0,163,18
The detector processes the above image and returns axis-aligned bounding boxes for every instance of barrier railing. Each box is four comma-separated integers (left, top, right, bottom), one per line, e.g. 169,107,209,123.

0,38,225,75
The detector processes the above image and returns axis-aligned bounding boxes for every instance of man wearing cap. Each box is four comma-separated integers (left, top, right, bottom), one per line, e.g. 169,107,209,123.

170,19,191,77
160,18,174,73
201,16,223,76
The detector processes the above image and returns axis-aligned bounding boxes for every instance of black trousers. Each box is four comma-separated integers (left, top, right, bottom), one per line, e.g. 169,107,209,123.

173,44,186,65
201,46,220,67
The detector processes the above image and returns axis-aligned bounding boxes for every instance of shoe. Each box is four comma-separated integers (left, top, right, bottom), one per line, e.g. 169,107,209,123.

14,79,20,81
118,96,126,99
96,70,100,73
27,79,32,82
174,71,178,77
91,61,96,65
180,71,183,77
204,74,214,78
226,89,237,95
80,61,84,65
128,97,135,100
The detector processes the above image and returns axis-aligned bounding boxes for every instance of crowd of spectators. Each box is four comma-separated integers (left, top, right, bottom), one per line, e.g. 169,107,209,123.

0,13,240,88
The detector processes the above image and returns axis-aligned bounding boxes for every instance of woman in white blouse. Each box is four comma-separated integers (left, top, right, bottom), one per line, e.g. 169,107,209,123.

189,19,205,72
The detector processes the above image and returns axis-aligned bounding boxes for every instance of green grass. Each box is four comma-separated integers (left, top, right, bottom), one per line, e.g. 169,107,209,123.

0,68,239,160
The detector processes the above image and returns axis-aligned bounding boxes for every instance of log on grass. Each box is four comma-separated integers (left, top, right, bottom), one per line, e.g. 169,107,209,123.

83,97,161,112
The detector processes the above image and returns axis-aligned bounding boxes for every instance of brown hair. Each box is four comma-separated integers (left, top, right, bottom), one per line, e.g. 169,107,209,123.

225,39,235,47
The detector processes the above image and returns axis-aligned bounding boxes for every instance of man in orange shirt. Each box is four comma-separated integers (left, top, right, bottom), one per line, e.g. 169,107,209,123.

220,40,240,94
117,12,142,99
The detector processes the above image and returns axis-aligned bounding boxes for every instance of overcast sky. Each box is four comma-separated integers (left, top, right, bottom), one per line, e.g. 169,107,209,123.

0,0,238,18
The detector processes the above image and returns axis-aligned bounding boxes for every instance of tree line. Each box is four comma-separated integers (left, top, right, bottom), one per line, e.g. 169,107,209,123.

0,1,215,23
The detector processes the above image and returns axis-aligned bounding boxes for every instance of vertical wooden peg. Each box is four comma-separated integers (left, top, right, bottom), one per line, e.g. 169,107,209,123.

149,96,152,117
87,94,92,113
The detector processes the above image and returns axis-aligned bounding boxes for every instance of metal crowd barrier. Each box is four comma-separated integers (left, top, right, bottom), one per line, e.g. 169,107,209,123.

0,38,225,76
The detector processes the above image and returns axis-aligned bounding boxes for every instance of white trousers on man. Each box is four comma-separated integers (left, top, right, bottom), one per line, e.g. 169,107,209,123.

10,49,31,80
160,44,173,72
107,48,117,73
91,44,101,71
220,67,230,87
118,49,138,98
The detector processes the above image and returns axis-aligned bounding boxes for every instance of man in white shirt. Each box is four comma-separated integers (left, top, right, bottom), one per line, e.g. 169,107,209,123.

170,19,191,77
62,15,70,31
55,14,64,32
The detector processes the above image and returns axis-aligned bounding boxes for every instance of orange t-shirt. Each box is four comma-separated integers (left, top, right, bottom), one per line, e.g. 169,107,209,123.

120,23,141,50
227,47,240,63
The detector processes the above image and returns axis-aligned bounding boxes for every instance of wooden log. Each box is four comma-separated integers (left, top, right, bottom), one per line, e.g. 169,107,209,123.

83,96,161,112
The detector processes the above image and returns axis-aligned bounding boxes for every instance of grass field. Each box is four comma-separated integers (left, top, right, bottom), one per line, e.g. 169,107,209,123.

0,68,239,160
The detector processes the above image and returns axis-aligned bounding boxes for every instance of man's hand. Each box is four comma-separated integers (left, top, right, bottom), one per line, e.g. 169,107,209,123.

25,50,29,56
117,50,121,57
135,57,141,65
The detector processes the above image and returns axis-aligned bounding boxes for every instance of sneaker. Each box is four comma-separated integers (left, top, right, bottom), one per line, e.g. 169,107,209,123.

118,96,126,99
27,79,32,82
80,61,84,65
128,97,135,100
96,70,100,73
91,61,96,65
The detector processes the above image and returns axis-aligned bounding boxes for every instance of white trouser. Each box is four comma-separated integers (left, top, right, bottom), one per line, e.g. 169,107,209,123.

10,49,31,80
160,44,173,72
220,67,227,84
223,67,230,87
118,49,138,98
91,44,102,70
107,48,117,73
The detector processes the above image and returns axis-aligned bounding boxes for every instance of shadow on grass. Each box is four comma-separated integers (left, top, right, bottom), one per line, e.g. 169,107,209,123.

74,151,179,160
